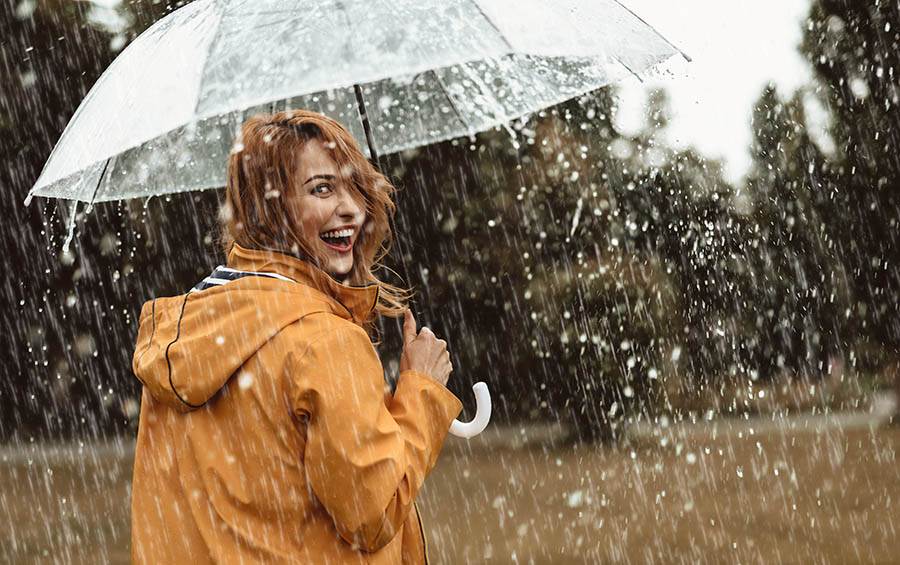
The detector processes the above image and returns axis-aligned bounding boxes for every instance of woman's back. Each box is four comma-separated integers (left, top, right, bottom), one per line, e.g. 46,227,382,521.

130,244,462,564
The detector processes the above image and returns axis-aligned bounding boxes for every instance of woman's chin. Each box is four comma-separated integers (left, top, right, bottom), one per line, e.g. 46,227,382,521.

316,242,354,276
325,258,353,279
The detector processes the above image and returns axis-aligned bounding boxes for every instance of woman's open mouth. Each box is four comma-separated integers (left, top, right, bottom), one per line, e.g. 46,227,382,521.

319,228,354,254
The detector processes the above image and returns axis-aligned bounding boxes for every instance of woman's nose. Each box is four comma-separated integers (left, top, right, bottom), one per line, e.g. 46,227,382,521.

335,189,364,218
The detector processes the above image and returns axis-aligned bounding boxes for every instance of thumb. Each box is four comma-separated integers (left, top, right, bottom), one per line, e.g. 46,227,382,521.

402,308,417,346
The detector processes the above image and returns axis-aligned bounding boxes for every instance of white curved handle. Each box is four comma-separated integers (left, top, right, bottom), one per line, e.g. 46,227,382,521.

449,382,491,438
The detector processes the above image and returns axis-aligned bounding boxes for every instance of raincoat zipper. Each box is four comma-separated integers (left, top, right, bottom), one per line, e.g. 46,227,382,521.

413,500,429,565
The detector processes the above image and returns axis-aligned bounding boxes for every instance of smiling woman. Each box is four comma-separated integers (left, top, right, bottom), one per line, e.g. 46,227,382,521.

288,139,367,282
129,109,460,564
221,110,409,307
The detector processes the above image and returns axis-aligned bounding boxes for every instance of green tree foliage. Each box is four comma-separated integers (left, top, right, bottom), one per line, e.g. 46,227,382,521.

2,0,120,438
800,1,900,368
744,85,850,379
0,0,216,440
392,88,740,439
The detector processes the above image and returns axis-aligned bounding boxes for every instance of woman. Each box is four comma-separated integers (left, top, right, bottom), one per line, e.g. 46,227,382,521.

131,109,461,564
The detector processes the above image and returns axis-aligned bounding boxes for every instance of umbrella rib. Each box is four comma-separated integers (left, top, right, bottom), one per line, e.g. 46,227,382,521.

467,0,514,53
191,0,226,118
88,158,111,207
432,70,470,134
610,0,692,62
614,56,644,84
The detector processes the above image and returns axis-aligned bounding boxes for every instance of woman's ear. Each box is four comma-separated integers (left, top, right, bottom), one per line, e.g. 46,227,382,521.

363,219,375,235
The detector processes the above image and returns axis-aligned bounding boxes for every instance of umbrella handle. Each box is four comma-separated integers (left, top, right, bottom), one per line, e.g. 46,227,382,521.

448,382,491,438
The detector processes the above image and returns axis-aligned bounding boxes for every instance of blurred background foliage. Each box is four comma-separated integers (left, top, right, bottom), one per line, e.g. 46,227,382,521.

1,0,898,442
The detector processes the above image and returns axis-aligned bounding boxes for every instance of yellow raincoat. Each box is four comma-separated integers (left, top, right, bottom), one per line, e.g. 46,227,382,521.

131,243,462,563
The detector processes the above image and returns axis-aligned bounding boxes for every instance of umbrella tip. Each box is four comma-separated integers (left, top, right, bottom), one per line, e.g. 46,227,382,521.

23,192,34,207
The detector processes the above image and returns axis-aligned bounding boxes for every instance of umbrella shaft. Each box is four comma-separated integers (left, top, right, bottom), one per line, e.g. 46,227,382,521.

353,84,380,169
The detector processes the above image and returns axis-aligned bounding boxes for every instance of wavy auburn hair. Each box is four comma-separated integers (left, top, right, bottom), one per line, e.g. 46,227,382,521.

221,109,412,320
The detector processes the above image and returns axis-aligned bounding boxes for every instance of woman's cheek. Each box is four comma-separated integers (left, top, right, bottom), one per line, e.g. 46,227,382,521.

294,198,323,236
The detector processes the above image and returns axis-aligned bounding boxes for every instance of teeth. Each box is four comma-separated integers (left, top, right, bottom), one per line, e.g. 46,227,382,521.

320,228,353,239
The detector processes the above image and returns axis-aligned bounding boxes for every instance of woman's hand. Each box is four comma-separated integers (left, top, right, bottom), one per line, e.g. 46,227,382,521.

399,309,452,387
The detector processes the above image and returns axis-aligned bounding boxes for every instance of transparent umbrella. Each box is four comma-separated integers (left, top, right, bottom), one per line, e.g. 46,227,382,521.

24,0,688,439
24,0,687,206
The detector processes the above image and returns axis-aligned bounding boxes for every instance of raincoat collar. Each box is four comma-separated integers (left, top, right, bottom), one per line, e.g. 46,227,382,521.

226,243,379,326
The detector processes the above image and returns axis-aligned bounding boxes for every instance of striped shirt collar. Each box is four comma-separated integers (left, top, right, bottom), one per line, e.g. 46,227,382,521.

191,265,295,292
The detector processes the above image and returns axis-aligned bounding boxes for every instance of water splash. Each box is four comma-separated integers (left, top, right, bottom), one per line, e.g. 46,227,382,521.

61,199,79,255
496,120,519,150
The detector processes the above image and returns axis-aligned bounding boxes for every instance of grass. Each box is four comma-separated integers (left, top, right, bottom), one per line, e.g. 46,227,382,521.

2,422,898,563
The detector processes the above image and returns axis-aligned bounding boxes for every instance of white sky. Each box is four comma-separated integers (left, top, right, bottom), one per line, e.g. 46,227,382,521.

614,0,814,184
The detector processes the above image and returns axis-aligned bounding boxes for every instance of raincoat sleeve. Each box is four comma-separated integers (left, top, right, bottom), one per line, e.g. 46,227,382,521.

287,322,463,552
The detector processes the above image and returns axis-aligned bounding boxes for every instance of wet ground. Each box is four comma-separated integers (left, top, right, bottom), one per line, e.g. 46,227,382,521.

2,414,898,564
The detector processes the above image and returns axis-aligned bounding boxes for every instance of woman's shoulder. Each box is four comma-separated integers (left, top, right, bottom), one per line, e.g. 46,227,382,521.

274,310,369,351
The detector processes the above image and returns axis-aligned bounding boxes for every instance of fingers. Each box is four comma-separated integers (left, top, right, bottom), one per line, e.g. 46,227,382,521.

402,308,417,346
444,353,452,373
441,358,453,385
440,349,452,376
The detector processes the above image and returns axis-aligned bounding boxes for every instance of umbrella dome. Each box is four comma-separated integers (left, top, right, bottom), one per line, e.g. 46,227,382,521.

26,0,687,205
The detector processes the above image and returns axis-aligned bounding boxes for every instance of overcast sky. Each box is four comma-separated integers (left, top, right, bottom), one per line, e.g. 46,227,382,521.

614,0,814,184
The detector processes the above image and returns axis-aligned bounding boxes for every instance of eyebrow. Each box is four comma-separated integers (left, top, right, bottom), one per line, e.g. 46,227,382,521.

303,174,336,186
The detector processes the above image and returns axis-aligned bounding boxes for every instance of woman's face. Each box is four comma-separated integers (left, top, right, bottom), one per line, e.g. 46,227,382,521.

288,138,367,280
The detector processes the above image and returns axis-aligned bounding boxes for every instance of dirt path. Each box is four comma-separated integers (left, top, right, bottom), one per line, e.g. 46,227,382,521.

2,423,898,563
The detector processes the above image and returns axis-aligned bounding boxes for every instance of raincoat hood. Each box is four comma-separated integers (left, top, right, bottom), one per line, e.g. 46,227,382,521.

132,243,380,411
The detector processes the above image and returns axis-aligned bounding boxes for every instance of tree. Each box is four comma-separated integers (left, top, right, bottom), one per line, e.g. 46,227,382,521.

392,87,743,439
0,0,213,440
743,85,849,380
801,1,900,372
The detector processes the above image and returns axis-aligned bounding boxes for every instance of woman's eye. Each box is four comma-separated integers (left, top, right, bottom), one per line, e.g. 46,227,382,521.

312,184,332,195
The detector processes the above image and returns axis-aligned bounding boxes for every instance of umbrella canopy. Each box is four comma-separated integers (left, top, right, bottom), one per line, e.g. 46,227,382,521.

26,0,687,205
